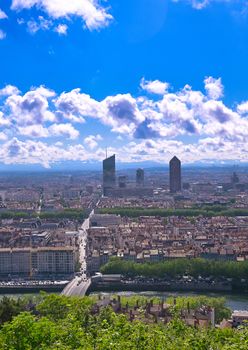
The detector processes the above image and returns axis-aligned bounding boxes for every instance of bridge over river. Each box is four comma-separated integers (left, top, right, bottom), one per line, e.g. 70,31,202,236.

61,277,91,297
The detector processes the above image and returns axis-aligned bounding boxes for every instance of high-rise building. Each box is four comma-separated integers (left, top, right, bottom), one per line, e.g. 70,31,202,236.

231,172,239,186
118,175,127,188
169,156,181,193
136,168,144,187
103,154,116,196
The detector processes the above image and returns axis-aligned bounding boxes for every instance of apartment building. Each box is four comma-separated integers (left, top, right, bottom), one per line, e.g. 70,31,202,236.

37,247,74,274
0,247,75,276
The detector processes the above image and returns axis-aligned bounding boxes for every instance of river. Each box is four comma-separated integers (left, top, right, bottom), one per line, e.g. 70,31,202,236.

90,291,248,311
1,290,247,311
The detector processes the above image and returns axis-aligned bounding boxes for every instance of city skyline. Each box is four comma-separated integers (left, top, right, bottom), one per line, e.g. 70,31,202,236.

0,1,248,169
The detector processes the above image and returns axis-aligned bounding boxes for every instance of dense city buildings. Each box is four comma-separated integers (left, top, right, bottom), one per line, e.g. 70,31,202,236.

169,156,181,193
103,154,116,196
0,159,248,294
104,187,153,198
86,213,248,272
97,196,174,209
0,218,79,277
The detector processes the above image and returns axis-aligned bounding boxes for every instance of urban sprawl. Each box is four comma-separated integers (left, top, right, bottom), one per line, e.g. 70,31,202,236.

0,157,248,326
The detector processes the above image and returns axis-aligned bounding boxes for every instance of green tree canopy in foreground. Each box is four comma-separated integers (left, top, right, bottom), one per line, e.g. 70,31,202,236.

166,296,231,323
0,294,246,349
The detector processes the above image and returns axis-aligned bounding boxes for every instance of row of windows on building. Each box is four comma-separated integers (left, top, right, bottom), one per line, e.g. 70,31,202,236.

0,248,75,275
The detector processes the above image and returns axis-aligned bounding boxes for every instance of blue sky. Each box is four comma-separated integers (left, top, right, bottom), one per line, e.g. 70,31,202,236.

0,0,248,168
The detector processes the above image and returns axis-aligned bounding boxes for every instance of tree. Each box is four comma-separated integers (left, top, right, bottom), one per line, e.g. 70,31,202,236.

0,297,26,325
0,294,247,349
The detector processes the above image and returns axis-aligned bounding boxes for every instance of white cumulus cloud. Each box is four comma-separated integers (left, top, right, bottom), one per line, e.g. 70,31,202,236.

48,123,80,139
0,76,248,166
172,0,234,10
0,29,6,40
237,101,248,115
18,124,50,138
5,86,56,125
0,85,20,96
0,132,8,141
84,134,102,149
141,78,169,95
26,15,52,34
55,24,68,35
11,0,113,31
0,9,8,19
204,76,224,100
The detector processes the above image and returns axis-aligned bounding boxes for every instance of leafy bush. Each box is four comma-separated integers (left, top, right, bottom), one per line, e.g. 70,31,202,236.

0,294,246,350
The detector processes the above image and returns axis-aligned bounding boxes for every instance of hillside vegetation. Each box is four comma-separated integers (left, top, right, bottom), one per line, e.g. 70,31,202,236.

0,294,246,349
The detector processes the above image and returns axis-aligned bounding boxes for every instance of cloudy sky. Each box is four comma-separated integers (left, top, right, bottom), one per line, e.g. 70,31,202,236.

0,0,248,169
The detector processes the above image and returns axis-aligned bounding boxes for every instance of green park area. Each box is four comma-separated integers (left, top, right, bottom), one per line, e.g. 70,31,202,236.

0,209,87,221
101,257,248,280
98,207,248,218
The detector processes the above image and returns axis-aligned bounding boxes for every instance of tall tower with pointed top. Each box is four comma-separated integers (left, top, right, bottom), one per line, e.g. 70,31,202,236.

169,156,181,193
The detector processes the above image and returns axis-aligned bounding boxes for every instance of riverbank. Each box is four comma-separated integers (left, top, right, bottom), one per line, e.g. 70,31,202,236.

0,281,68,294
89,279,235,294
0,288,247,312
90,291,248,312
0,285,65,294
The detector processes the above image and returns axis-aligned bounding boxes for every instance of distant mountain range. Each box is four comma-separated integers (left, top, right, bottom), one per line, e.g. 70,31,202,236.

0,160,246,173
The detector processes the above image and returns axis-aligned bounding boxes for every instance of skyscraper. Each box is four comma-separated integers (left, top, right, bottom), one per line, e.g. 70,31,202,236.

136,168,144,187
103,154,116,196
231,172,239,186
169,156,181,193
118,175,127,188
